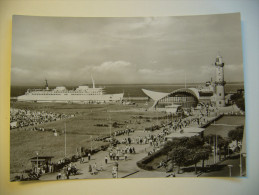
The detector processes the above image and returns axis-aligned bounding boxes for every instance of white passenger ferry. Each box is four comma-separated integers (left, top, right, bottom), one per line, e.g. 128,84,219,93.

17,77,124,104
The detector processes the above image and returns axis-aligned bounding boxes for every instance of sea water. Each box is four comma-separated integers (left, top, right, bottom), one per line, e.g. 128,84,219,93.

10,83,244,98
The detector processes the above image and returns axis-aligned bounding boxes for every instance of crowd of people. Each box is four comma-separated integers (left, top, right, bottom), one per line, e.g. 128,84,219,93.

94,128,135,142
15,102,225,181
107,145,136,161
56,162,78,180
168,113,212,131
10,108,74,129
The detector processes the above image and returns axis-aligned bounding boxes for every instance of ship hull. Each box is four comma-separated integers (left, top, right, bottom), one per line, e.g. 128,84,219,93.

17,93,124,103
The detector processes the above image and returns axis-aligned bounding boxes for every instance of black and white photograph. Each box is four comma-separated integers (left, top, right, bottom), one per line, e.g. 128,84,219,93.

10,13,246,181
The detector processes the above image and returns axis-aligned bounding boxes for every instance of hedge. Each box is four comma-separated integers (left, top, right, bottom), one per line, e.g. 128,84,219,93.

136,149,165,171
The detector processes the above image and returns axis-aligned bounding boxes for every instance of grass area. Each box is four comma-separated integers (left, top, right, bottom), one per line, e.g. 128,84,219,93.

10,130,91,173
10,102,245,175
204,116,245,138
143,116,245,173
10,102,166,174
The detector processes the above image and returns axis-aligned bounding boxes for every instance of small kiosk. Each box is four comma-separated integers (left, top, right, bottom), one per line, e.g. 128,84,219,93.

30,156,53,174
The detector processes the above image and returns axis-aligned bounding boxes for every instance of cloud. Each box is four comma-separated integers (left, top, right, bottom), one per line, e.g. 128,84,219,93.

138,68,158,74
11,14,244,85
225,64,243,71
137,68,186,83
224,64,244,82
12,67,31,75
139,68,184,75
93,61,132,72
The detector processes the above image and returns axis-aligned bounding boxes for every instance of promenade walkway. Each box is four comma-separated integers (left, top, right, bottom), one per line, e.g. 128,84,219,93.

39,111,231,181
40,130,167,180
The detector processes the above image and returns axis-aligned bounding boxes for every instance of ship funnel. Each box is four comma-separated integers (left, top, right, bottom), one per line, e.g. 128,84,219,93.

91,74,95,88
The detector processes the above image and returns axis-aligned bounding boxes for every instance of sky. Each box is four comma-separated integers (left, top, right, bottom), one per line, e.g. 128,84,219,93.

11,13,244,86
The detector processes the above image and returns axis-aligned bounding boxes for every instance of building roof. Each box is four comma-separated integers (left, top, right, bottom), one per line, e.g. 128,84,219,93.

142,89,170,101
170,88,200,100
142,88,200,103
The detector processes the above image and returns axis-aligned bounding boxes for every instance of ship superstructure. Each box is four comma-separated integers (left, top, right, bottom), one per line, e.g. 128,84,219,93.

17,77,124,103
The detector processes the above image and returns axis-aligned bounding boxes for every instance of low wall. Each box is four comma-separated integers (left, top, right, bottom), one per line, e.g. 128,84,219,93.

200,114,224,128
136,149,164,171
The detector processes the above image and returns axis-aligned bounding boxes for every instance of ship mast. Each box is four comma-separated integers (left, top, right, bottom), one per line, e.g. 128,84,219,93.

45,79,49,90
91,74,95,88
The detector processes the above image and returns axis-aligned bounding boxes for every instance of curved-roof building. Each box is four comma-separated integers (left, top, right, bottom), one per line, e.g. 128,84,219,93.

142,87,214,108
170,88,200,100
142,55,228,108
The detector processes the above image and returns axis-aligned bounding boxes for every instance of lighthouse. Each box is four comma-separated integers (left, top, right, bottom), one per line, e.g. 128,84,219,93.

214,55,226,107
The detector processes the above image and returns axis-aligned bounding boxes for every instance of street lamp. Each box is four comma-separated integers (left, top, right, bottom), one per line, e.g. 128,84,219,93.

90,135,93,152
240,152,243,177
228,164,233,177
36,151,39,175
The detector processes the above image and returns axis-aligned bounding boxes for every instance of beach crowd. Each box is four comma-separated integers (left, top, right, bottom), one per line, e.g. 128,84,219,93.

10,108,74,129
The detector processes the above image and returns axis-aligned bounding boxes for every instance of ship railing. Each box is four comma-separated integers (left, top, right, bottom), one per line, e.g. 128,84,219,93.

28,89,47,92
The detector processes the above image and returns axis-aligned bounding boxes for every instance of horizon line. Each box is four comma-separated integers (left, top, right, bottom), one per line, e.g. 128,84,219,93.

11,81,245,87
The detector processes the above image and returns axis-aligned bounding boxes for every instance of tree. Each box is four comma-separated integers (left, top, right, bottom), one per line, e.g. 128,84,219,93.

204,134,215,146
172,137,189,147
186,136,204,149
185,149,202,174
169,147,190,174
216,135,228,161
161,141,174,160
230,93,245,111
199,145,212,169
205,135,229,161
236,98,245,111
185,137,211,173
223,138,232,158
228,126,244,150
166,136,214,174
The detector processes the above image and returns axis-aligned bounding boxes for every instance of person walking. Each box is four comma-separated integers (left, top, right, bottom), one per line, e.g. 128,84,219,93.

57,172,61,180
105,156,108,164
66,171,70,179
88,164,92,173
88,153,91,161
56,172,59,180
93,162,97,170
109,152,112,160
81,157,84,164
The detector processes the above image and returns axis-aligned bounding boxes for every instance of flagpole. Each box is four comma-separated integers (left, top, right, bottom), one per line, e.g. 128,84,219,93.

185,72,187,88
240,151,242,176
216,134,218,163
90,135,93,152
109,115,111,137
65,122,66,158
213,136,216,164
